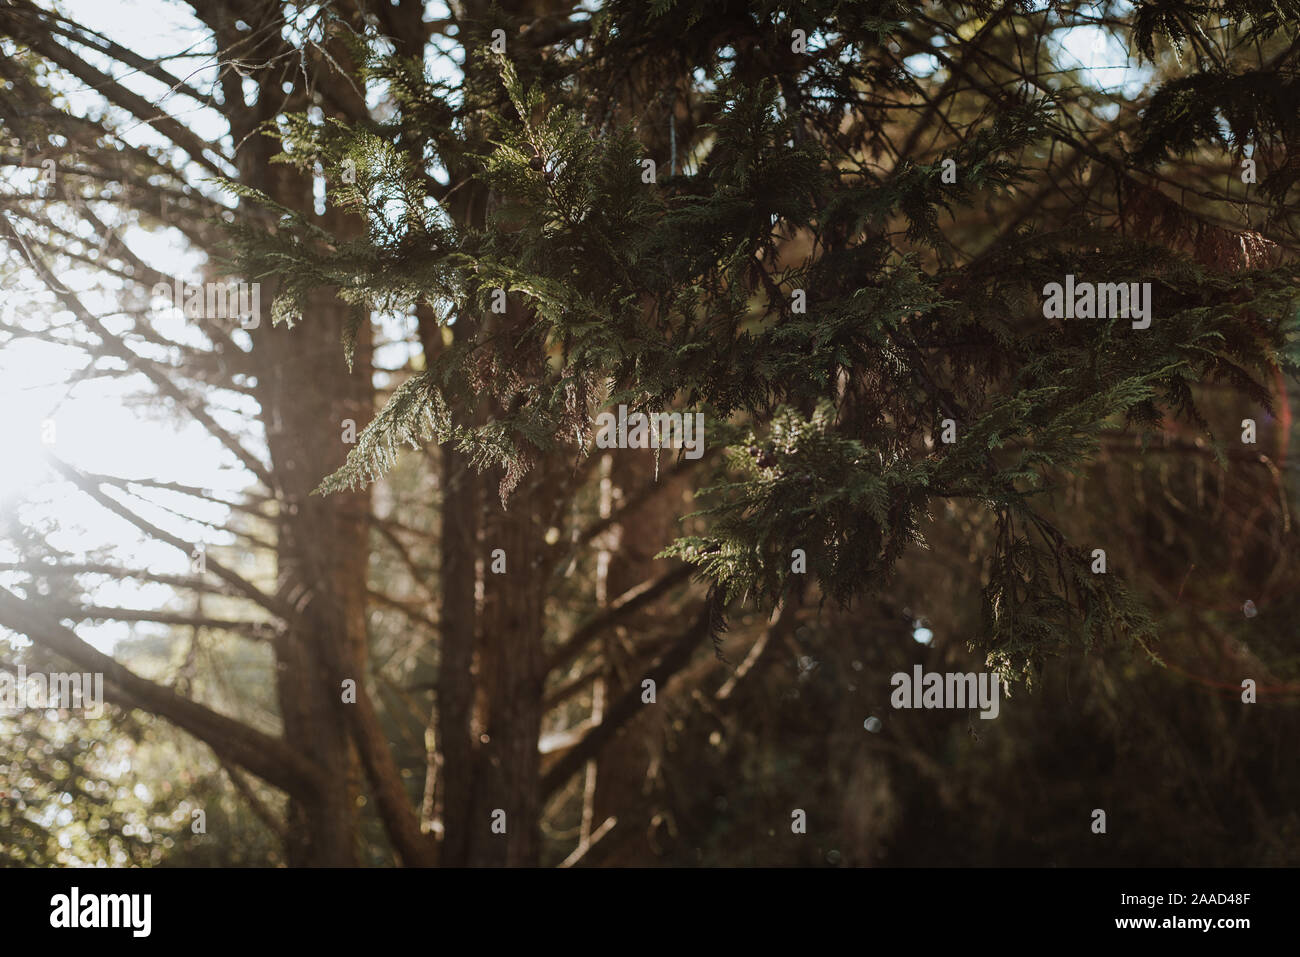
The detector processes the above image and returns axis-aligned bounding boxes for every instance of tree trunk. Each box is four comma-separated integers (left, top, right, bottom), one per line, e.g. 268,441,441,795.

468,471,552,866
214,2,374,866
255,270,373,867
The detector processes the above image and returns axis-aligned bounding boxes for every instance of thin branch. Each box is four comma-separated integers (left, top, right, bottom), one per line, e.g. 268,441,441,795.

545,563,695,676
541,601,711,799
44,454,291,622
0,584,321,796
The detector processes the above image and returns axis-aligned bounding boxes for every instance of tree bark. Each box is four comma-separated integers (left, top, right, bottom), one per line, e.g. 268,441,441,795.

211,1,374,867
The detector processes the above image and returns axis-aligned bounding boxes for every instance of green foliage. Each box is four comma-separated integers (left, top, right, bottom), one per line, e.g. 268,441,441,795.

1133,0,1300,59
226,0,1300,684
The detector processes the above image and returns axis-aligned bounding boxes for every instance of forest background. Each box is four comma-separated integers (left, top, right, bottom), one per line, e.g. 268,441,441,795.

1,0,1297,867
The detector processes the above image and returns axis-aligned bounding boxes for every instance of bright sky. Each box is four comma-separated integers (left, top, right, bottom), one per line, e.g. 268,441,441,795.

1,0,256,653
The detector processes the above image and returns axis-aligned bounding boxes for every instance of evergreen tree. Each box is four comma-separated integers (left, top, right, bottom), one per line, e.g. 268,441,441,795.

5,0,1299,867
233,0,1299,690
